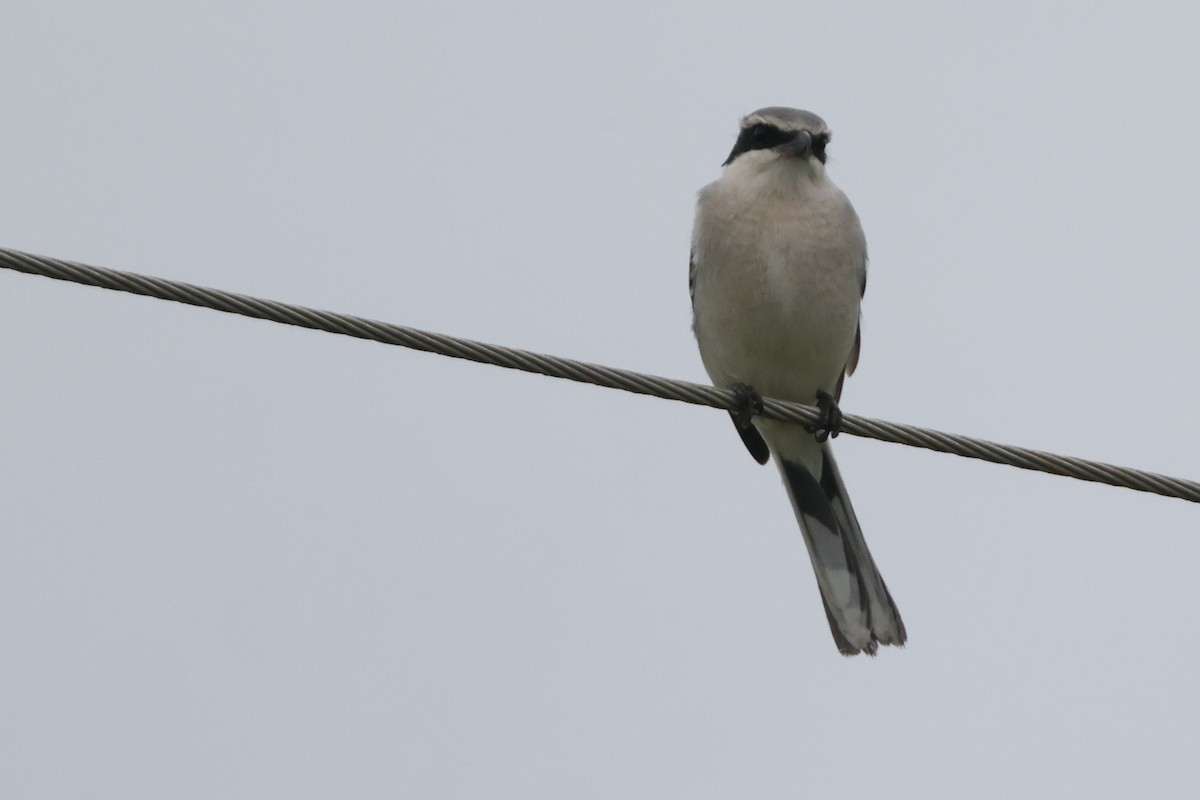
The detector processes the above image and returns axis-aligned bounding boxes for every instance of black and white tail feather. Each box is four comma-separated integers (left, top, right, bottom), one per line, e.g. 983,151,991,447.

770,426,905,655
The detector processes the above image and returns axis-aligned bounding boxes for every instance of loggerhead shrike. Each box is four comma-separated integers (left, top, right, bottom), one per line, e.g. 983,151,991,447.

690,107,905,655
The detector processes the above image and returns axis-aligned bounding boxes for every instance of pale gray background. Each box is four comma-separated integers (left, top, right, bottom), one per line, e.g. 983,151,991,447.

3,1,1199,797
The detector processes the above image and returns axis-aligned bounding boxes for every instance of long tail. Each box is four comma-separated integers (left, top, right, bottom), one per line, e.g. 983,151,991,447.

766,425,906,656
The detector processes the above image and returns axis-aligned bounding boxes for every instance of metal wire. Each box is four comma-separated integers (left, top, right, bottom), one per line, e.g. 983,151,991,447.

3,245,1197,504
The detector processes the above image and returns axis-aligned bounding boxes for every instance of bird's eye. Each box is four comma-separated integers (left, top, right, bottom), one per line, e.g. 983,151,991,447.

751,124,773,140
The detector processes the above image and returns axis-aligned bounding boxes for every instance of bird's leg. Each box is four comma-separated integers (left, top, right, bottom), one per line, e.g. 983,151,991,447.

805,390,843,443
729,382,765,430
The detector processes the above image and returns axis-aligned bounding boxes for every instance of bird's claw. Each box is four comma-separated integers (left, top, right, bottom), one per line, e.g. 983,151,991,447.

729,382,764,430
805,390,843,443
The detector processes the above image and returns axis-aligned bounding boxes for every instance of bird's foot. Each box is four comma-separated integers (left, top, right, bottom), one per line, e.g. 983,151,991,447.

804,390,843,443
729,382,764,430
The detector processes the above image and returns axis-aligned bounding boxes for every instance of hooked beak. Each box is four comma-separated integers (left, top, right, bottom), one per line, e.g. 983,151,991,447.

781,130,813,158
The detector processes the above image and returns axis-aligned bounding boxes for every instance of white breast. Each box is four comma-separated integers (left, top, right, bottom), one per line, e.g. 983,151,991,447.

691,162,867,405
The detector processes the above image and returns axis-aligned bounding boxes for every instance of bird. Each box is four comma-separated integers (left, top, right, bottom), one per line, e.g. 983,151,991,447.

689,107,905,655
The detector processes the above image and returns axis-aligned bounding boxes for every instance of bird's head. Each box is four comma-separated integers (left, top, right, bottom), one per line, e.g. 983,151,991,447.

722,107,832,175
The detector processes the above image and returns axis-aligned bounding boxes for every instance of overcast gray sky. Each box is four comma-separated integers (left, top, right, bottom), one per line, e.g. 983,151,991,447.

3,1,1199,797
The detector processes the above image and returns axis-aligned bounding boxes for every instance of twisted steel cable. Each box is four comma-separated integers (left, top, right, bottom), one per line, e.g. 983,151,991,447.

2,245,1197,504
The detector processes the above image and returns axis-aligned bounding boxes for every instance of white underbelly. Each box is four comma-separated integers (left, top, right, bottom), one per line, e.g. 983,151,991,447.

693,227,861,404
691,170,866,405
